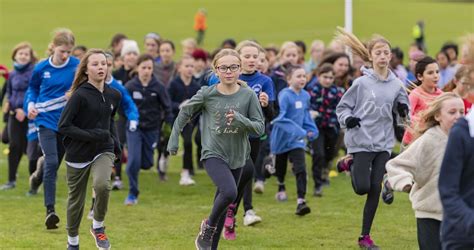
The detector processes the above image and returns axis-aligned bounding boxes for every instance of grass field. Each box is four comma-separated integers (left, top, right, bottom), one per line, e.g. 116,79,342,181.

0,0,473,249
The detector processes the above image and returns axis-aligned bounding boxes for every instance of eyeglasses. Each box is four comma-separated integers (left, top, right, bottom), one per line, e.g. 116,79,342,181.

216,64,240,73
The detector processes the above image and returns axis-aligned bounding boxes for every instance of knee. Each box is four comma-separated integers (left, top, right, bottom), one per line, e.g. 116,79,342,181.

94,180,111,194
221,187,238,204
353,183,370,195
293,163,306,175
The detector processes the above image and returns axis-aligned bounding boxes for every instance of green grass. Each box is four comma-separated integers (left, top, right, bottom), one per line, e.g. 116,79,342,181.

0,0,472,248
0,148,418,249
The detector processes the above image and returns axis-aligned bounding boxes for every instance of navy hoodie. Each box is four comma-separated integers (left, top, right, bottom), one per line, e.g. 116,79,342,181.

7,63,34,111
125,76,173,130
438,112,474,245
168,75,201,118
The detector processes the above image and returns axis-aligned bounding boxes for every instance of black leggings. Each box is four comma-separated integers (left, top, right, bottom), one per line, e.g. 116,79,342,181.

7,114,28,182
351,151,390,235
235,138,260,213
275,148,307,199
311,128,338,188
181,122,198,171
417,218,441,250
204,157,243,227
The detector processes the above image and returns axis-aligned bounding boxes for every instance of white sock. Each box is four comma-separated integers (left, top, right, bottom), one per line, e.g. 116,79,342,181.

68,235,79,246
297,198,305,204
92,219,104,229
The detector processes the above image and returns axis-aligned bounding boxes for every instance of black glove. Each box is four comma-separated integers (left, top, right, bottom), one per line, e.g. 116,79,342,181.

345,117,361,129
397,103,409,118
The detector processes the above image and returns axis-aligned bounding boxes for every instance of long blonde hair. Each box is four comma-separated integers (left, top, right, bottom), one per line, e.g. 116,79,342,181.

415,92,463,137
47,28,75,56
68,49,106,96
334,26,391,64
277,41,299,63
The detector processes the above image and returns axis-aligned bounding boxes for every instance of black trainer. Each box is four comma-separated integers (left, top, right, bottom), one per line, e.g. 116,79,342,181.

295,202,311,216
90,226,110,250
45,211,59,229
195,219,216,250
67,243,79,250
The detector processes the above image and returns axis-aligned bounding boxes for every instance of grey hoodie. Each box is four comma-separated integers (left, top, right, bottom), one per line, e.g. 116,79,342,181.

336,67,409,153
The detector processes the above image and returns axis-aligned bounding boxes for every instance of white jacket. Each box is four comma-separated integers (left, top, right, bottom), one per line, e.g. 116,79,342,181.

386,125,448,221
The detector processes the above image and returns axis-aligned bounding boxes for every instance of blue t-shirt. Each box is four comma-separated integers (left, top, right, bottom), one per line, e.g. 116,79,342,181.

25,56,79,132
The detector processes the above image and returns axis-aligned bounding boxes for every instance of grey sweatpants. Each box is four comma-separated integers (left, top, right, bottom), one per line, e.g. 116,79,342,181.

66,152,115,237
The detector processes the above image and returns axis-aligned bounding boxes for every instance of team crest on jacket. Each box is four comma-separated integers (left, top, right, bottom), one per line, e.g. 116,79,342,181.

43,71,51,78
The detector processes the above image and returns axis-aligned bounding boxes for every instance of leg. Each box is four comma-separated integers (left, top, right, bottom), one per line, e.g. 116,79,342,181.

38,127,61,209
275,152,289,189
27,139,42,175
6,116,27,183
91,153,115,222
417,218,441,250
234,160,254,214
254,136,269,182
204,158,242,226
361,152,389,235
289,148,307,199
181,123,194,171
125,129,142,197
311,130,326,190
66,164,91,237
141,130,159,169
351,152,376,195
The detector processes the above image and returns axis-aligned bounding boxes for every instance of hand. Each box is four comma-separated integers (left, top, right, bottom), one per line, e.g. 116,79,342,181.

307,131,314,138
259,92,269,107
15,109,25,122
27,107,38,120
225,109,235,126
345,116,361,129
397,103,409,118
402,184,412,193
309,110,319,119
129,120,138,132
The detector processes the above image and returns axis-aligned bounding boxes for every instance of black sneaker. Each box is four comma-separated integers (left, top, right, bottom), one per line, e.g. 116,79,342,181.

381,174,394,205
67,243,79,250
195,219,216,250
45,211,60,229
313,186,323,197
295,202,311,216
90,226,110,250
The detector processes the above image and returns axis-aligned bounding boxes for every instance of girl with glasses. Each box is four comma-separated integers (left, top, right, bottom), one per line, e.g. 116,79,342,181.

167,49,264,250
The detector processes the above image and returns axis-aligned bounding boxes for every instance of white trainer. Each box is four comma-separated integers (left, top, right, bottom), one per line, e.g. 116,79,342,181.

243,209,262,226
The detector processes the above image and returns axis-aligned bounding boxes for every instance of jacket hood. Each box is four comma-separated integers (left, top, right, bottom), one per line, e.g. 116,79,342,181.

361,66,397,83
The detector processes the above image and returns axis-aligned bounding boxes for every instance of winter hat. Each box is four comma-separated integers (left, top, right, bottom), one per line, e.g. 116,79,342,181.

121,40,140,57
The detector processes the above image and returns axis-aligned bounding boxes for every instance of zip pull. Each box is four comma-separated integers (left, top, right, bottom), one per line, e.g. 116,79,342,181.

101,94,105,102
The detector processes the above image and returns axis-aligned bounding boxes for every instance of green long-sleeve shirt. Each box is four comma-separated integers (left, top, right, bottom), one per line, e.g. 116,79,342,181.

167,83,265,169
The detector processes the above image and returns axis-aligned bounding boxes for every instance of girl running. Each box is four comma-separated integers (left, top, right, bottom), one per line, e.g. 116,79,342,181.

385,93,464,250
270,64,318,215
1,42,37,190
167,49,264,250
58,49,121,250
168,55,201,185
335,27,410,249
25,28,79,230
402,56,443,147
124,54,173,205
306,63,344,197
438,65,474,250
155,40,177,180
